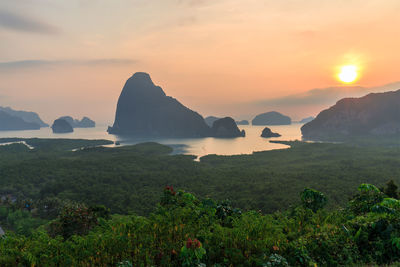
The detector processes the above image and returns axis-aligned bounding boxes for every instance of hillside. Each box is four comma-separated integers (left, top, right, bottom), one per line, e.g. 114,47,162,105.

302,89,400,140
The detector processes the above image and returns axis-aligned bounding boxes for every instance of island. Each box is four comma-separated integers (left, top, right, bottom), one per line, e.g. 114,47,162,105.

211,117,245,138
299,116,314,124
108,72,212,137
236,120,249,125
252,111,291,125
0,106,48,127
0,111,41,131
58,116,96,128
51,119,74,133
205,116,221,127
261,127,281,138
301,89,400,140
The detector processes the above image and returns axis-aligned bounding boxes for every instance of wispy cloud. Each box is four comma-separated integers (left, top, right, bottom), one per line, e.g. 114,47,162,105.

0,59,138,70
0,9,59,34
252,82,400,108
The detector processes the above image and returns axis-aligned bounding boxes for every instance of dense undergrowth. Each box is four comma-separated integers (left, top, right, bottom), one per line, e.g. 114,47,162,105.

0,183,400,266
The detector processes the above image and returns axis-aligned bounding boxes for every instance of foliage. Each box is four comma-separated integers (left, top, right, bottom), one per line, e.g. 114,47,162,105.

300,188,327,212
0,184,399,266
180,238,206,267
384,180,399,199
348,184,385,215
48,203,99,239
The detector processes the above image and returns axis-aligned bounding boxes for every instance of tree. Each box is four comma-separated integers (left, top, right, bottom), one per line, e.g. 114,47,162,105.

300,188,327,212
384,180,398,199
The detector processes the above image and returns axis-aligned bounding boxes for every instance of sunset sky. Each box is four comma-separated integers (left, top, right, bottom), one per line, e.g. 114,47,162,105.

1,0,400,124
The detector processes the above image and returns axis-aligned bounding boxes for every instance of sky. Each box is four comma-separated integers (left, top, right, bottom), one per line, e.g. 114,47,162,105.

1,0,400,124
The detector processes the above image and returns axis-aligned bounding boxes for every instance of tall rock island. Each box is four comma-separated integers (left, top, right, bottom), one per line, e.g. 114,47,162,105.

108,72,211,137
301,89,400,140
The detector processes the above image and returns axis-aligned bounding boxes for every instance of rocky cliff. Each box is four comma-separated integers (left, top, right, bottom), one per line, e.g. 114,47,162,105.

108,72,211,137
301,89,400,140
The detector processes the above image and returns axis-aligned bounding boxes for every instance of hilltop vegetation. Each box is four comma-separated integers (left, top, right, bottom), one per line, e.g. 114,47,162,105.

1,183,400,266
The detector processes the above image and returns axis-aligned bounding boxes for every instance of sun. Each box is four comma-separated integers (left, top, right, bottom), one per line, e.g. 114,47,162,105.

338,65,358,83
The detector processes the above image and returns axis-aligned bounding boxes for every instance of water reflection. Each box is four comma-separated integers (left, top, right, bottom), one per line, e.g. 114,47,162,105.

0,124,304,157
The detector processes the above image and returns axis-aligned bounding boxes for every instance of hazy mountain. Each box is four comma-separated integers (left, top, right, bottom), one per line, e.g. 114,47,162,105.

0,106,48,127
299,116,315,124
236,120,249,125
0,111,41,131
302,89,400,140
252,111,291,125
205,116,221,127
108,72,211,137
51,119,74,133
211,117,245,138
58,116,95,128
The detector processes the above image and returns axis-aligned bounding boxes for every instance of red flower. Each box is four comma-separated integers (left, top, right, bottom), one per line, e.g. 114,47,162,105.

194,239,201,248
186,238,202,249
186,238,193,248
164,185,176,195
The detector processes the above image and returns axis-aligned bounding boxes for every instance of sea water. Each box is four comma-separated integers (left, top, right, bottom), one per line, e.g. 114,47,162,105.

0,124,303,158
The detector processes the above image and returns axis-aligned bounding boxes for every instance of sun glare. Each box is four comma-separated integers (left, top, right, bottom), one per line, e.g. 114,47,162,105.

338,65,358,83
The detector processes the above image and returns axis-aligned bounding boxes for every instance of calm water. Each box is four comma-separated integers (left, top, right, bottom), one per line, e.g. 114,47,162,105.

0,124,304,158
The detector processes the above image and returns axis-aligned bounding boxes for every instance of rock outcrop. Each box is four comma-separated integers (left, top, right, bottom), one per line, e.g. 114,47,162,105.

211,117,245,138
252,112,291,125
0,111,41,131
108,72,211,137
205,116,221,127
51,119,74,133
261,127,281,138
58,116,95,128
236,120,249,125
0,106,48,127
301,89,400,140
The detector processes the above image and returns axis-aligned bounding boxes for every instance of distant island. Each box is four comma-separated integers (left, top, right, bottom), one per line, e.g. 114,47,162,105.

58,116,95,128
302,89,400,140
108,72,244,138
236,120,249,125
261,127,281,138
205,116,220,127
298,116,314,124
0,111,41,131
0,106,48,128
252,111,291,125
51,119,74,133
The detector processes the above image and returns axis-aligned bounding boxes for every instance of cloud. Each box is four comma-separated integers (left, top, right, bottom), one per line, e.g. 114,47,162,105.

0,9,59,34
0,59,138,70
252,82,400,108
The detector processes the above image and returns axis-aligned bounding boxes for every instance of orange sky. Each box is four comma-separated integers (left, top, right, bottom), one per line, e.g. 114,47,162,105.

1,0,400,123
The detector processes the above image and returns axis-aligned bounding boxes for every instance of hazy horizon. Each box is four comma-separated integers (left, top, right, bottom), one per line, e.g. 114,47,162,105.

2,0,400,124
